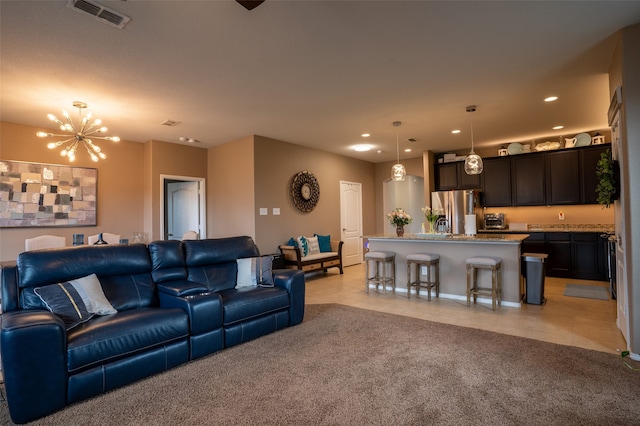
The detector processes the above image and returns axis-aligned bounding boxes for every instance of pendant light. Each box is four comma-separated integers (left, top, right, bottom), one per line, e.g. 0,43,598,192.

391,120,406,181
464,105,483,175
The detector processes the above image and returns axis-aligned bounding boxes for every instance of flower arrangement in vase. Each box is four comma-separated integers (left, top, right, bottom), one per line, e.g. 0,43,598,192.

386,208,412,237
421,206,443,233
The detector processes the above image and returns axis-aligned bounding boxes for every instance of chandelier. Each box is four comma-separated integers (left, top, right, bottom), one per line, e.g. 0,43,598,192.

36,101,120,162
464,105,483,175
391,120,406,181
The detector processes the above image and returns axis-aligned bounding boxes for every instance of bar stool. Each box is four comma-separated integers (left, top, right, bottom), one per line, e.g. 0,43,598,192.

466,256,502,311
406,253,440,301
365,251,396,294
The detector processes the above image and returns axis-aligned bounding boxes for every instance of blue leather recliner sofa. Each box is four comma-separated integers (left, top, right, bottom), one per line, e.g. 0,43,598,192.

0,236,305,424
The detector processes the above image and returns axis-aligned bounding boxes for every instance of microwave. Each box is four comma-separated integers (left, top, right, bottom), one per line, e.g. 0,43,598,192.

484,213,506,230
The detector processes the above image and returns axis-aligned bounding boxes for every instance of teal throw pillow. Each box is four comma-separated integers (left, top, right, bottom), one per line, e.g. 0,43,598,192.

315,234,331,253
287,237,298,248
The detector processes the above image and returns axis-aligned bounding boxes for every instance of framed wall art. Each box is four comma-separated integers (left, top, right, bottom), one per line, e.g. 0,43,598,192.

0,160,97,228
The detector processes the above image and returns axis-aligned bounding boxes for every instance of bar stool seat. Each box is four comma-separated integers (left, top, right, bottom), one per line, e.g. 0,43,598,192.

466,256,502,310
365,251,396,294
406,253,440,301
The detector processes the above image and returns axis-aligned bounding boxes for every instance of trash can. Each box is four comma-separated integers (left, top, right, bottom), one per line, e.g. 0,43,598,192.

521,253,548,305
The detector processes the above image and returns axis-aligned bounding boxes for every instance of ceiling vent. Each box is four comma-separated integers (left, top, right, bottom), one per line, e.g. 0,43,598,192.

161,120,182,127
66,0,131,29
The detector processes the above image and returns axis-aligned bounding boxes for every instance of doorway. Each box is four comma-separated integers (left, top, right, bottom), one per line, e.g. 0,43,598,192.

161,175,206,240
340,181,363,266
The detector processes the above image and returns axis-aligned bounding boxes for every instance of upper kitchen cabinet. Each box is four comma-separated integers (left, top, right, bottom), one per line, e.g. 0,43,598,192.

435,161,481,191
435,142,610,206
546,150,581,205
511,152,546,206
482,157,512,207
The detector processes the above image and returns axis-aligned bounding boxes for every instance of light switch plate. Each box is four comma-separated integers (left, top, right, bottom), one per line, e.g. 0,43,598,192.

273,208,280,215
260,208,268,216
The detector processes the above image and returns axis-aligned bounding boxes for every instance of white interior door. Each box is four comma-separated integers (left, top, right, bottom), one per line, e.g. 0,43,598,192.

610,112,629,343
166,180,200,240
340,181,363,266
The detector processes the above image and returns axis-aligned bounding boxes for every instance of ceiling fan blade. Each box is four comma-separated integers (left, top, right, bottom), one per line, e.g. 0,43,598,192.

236,0,265,11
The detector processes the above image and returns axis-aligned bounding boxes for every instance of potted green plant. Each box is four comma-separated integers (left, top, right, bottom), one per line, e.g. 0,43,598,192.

595,148,619,208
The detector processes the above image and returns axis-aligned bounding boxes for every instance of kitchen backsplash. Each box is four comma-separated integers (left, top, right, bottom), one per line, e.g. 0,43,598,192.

482,204,614,227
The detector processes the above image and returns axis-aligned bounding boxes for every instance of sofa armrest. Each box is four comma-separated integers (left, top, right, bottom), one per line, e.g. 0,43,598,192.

272,269,305,326
1,310,68,424
158,282,223,335
157,280,208,298
279,245,302,264
330,240,344,256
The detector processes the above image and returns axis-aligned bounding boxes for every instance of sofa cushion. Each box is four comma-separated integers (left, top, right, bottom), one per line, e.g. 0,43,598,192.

66,308,189,373
219,287,290,325
236,256,274,288
314,234,332,252
34,282,94,330
300,252,338,262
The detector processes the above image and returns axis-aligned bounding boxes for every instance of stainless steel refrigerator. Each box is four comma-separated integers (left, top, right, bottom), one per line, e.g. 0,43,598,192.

431,190,482,235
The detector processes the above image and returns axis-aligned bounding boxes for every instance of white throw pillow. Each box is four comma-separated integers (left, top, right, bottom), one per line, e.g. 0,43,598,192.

306,236,320,255
236,256,274,288
69,273,117,315
296,236,309,257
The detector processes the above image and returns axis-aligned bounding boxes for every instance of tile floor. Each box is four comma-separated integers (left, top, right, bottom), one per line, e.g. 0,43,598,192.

305,263,627,355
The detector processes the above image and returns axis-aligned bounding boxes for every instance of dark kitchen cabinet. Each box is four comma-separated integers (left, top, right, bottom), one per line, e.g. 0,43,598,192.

512,153,546,206
436,163,458,190
546,150,581,205
435,161,482,191
580,145,610,204
572,232,606,280
519,231,607,280
522,233,545,254
482,157,512,207
545,233,572,277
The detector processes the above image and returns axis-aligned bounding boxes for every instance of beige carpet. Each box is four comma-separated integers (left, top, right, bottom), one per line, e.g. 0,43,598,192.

2,303,639,425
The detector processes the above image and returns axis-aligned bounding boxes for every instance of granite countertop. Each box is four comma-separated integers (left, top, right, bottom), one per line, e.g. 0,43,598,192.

367,233,528,243
482,224,614,233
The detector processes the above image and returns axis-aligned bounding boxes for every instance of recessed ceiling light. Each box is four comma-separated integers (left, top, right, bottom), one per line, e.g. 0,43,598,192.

451,129,461,134
404,148,412,153
361,133,370,138
552,125,564,130
377,150,383,154
353,144,373,152
544,96,558,102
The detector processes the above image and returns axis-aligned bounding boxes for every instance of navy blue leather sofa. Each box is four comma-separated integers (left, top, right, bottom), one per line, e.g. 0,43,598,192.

0,236,305,424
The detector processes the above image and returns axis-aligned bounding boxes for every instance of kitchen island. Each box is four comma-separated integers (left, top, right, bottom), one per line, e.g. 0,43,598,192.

366,233,529,307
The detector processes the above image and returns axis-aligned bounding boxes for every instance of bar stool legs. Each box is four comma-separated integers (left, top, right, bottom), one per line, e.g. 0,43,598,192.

466,256,502,310
406,253,440,301
365,251,396,294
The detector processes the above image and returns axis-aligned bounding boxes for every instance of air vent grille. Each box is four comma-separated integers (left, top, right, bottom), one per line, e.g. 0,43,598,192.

66,0,131,29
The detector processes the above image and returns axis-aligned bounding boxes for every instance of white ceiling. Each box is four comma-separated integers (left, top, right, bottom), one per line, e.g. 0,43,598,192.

2,1,640,163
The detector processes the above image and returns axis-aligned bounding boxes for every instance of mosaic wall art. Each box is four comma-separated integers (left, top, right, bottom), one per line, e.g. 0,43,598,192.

0,160,97,228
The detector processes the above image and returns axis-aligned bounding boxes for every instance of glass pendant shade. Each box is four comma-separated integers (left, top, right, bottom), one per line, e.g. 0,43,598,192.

390,120,405,181
392,163,406,181
464,151,483,175
464,105,483,175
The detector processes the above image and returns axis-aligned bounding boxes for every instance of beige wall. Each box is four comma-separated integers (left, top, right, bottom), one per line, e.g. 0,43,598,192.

207,136,256,240
0,121,145,261
145,140,208,241
252,136,376,254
